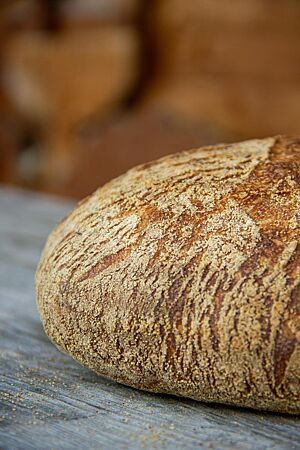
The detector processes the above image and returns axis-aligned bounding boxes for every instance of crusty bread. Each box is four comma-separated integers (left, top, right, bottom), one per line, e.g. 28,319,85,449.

36,136,300,413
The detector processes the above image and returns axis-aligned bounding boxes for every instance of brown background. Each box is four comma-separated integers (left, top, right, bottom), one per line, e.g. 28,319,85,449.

0,0,299,199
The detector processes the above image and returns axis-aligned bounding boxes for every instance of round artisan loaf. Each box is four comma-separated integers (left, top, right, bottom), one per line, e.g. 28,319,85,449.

36,135,300,413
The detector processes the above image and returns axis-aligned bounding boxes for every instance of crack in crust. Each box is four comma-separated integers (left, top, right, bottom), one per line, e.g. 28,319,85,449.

36,136,300,413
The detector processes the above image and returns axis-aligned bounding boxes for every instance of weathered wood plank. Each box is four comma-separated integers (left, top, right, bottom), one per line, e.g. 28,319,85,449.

0,186,299,450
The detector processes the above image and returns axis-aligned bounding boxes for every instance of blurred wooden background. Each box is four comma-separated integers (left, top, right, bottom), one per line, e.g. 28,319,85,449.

0,0,299,199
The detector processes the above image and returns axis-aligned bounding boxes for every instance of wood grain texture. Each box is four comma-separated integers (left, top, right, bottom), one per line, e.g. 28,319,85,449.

1,186,300,449
36,136,300,414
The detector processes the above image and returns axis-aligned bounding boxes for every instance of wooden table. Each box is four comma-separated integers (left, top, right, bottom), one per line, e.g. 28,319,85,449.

0,186,299,450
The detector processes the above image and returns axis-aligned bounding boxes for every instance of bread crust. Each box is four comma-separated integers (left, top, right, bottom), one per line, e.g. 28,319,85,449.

36,136,300,413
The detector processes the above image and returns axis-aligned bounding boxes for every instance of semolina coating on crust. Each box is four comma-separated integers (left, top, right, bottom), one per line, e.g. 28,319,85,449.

36,135,300,413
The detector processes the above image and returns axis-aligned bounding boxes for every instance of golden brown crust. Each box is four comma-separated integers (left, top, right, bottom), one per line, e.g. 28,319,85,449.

36,135,300,413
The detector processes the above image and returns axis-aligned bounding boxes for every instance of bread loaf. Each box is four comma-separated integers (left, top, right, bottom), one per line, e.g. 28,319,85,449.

36,135,300,413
